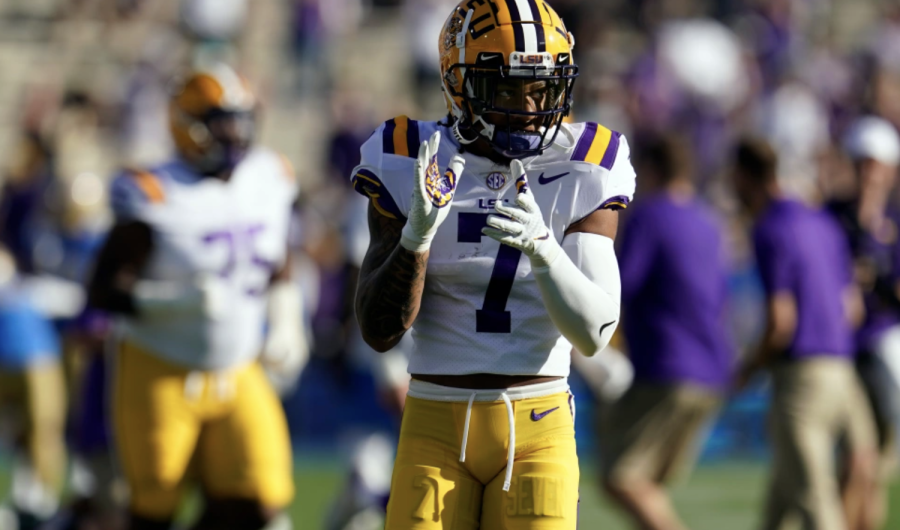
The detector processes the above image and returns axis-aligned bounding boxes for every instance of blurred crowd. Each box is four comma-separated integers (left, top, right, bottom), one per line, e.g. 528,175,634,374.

2,0,900,528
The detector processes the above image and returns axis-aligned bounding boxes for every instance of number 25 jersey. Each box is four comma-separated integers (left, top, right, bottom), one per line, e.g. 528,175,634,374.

352,118,636,377
110,149,298,370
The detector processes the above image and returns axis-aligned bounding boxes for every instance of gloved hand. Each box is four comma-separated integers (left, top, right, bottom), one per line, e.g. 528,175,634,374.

482,159,562,268
260,280,309,379
400,131,466,252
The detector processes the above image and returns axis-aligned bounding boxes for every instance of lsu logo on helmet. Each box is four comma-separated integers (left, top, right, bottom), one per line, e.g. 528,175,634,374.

438,0,578,159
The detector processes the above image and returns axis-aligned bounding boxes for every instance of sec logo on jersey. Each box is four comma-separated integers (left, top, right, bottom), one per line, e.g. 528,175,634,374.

426,156,456,208
486,172,507,190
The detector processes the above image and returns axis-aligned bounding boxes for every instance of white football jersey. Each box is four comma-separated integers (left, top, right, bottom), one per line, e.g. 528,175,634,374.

110,149,298,370
351,117,636,377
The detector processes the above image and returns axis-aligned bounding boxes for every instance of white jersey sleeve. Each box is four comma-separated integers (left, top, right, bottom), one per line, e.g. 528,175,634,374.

567,124,637,225
350,116,429,220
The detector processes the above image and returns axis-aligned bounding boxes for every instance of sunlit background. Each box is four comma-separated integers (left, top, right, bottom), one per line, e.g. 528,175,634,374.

0,0,900,528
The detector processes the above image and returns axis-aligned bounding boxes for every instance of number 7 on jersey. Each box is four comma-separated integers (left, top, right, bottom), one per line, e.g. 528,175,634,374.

457,212,522,333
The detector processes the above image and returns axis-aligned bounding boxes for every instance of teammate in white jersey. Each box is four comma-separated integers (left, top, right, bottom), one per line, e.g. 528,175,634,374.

88,65,305,530
353,1,635,528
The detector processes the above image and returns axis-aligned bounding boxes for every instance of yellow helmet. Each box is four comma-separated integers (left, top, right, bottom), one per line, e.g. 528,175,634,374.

439,0,577,159
169,64,256,174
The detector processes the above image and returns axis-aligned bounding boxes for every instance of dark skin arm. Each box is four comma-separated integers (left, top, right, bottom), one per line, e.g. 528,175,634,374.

355,204,618,354
734,292,797,391
87,220,154,315
355,203,429,352
565,208,618,240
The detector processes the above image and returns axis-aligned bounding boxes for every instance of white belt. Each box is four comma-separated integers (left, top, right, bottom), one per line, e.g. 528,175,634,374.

407,378,569,492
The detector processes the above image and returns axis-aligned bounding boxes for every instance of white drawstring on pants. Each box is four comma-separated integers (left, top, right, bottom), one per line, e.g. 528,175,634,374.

458,391,516,492
459,392,476,463
409,378,570,494
500,392,515,492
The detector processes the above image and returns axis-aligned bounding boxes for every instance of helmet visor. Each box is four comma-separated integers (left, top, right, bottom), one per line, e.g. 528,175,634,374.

457,63,577,158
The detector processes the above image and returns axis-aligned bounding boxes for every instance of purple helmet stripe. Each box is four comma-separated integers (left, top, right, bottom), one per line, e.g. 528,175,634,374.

571,122,598,161
504,0,526,51
382,118,396,155
533,21,546,51
526,0,546,51
599,130,621,170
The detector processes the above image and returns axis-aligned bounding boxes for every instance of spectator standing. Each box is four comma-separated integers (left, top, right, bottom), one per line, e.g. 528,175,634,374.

827,116,900,530
601,134,734,530
734,138,877,530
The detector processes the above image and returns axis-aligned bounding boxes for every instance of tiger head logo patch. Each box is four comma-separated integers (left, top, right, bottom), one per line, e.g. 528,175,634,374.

425,155,456,208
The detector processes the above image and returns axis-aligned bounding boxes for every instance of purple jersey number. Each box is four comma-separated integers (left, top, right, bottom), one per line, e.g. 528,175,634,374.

202,224,275,296
458,212,522,333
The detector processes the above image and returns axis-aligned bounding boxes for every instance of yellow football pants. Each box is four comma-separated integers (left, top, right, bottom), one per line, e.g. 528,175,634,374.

113,341,294,520
0,362,67,495
386,379,579,529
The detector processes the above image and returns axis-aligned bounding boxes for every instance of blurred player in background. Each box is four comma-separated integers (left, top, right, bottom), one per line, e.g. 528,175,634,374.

0,245,67,530
353,1,635,527
827,116,900,530
87,64,306,530
601,133,733,530
733,138,877,530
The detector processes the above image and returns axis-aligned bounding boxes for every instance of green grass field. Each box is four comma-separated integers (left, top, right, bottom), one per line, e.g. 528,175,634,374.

3,459,900,529
287,459,900,529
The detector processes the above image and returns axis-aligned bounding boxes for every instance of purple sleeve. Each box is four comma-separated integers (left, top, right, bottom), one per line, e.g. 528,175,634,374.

753,224,792,294
618,210,658,302
833,222,854,287
893,226,900,282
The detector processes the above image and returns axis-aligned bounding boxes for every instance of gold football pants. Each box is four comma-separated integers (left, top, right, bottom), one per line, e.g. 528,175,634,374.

386,378,579,529
113,341,294,519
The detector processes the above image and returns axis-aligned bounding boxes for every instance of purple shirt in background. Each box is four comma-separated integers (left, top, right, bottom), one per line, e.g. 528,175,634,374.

620,193,734,389
753,199,854,359
827,201,900,351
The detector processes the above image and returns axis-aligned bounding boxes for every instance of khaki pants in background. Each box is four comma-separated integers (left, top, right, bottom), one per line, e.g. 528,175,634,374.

0,362,67,495
764,357,877,530
600,382,721,486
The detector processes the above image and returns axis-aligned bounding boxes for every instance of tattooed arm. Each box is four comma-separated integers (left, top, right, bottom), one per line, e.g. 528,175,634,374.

355,203,430,352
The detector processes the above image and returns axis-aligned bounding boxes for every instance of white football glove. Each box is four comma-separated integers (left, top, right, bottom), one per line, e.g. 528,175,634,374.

482,160,562,268
133,274,229,320
400,131,466,253
261,280,309,379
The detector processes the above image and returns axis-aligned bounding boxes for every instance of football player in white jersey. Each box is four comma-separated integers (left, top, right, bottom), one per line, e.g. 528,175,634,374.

87,65,305,530
352,1,636,528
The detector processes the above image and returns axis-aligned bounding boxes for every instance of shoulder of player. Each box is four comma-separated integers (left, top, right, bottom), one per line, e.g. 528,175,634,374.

562,121,631,172
241,148,297,186
352,116,439,221
362,116,439,163
530,122,633,210
110,165,170,206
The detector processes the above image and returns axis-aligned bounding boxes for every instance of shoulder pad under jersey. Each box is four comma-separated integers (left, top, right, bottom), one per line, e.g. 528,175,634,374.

242,148,300,202
350,116,439,221
109,167,167,220
566,122,636,223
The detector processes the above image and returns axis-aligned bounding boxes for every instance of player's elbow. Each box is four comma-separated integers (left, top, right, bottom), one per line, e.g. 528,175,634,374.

362,333,401,353
574,311,619,358
357,321,402,353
